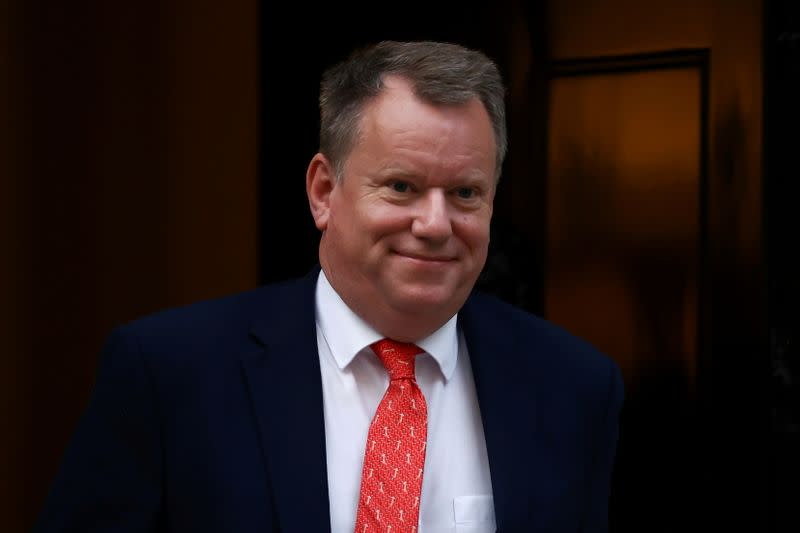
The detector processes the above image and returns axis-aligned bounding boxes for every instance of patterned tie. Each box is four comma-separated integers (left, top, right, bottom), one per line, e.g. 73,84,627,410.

354,338,428,533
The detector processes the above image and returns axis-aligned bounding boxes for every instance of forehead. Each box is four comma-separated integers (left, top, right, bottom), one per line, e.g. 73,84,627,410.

366,75,488,125
355,76,496,172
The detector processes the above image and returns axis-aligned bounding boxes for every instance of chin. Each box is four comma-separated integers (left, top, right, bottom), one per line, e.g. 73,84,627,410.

387,285,464,316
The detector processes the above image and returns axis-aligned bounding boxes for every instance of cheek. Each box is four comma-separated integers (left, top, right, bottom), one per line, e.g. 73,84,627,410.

455,216,491,250
331,197,377,236
361,205,413,237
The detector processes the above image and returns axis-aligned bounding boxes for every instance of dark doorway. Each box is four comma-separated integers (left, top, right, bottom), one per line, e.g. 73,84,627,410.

258,1,541,293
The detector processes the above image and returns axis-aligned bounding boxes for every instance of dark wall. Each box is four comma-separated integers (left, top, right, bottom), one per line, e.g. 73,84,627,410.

2,1,259,530
764,1,800,531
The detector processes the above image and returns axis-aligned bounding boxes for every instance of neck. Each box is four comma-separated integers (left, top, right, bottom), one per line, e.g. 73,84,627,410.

320,264,455,343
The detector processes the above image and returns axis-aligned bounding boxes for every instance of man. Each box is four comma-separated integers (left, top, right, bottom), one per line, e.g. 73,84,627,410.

35,41,623,532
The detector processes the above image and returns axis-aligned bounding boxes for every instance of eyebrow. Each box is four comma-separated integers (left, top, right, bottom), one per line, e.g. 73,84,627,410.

375,166,422,181
377,165,490,184
456,170,491,182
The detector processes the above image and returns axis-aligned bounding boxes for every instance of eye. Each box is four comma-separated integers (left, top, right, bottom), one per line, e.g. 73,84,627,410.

456,187,475,199
391,181,410,193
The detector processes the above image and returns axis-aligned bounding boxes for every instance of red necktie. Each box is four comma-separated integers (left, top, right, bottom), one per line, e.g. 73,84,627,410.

354,339,428,533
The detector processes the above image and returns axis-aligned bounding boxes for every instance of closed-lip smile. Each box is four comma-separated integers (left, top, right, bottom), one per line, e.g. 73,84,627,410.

393,251,455,262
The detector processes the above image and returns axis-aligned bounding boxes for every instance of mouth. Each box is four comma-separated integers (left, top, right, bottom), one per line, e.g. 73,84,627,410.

392,251,456,263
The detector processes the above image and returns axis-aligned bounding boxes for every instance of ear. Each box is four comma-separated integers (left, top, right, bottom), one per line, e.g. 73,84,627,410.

306,153,336,231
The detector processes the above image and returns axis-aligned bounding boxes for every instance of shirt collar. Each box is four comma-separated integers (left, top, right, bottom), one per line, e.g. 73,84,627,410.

315,269,458,381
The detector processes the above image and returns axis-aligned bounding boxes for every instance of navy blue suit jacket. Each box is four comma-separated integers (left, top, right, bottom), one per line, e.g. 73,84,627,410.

35,268,623,532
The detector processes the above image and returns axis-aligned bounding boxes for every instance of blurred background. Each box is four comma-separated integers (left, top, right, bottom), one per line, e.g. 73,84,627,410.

2,0,798,531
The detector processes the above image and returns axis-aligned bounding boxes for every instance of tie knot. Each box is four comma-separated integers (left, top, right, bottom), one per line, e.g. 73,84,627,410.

370,338,424,381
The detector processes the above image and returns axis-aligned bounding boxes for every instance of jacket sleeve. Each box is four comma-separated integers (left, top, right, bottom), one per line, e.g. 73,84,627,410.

33,325,163,532
580,360,625,533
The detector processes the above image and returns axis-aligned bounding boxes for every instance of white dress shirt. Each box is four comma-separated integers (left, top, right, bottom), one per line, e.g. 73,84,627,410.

315,270,496,533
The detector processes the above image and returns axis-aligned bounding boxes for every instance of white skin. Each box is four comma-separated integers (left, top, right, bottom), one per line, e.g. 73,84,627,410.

306,75,497,342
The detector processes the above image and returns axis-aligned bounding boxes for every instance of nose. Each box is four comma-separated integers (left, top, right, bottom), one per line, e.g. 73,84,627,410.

411,190,452,242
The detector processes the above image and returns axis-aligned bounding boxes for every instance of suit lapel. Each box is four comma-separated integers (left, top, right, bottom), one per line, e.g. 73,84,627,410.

460,295,539,531
241,270,331,532
238,275,540,531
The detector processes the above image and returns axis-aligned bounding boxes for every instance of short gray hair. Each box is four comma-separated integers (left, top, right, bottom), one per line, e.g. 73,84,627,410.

319,40,507,181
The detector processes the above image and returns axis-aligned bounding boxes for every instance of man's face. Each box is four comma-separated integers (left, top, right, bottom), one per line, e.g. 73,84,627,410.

310,76,496,338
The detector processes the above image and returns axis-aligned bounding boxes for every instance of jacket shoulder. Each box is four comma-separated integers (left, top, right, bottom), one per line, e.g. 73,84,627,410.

464,290,623,395
110,274,314,363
